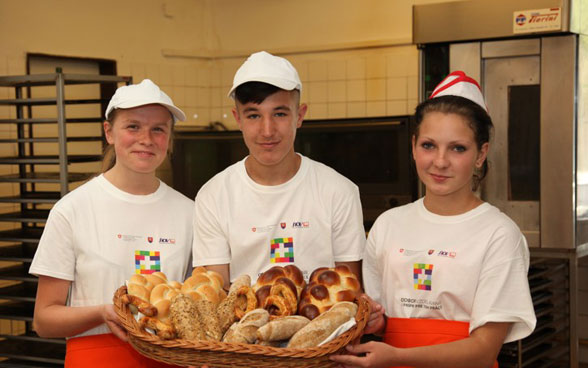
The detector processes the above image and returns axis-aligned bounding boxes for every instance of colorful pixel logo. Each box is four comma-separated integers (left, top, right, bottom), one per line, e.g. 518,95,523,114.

413,263,433,291
270,237,294,263
135,250,161,274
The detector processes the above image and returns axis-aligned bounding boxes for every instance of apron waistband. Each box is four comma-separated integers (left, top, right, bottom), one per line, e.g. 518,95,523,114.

65,333,180,368
383,317,498,368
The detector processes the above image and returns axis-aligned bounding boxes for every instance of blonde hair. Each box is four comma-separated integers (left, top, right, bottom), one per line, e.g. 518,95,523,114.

100,108,174,173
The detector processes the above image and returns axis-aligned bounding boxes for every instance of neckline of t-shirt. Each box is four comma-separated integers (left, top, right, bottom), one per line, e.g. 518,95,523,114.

416,197,491,224
239,153,308,193
96,174,167,203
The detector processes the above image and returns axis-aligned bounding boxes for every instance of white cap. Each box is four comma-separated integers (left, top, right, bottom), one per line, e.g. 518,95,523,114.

228,51,302,99
105,79,186,122
430,71,487,111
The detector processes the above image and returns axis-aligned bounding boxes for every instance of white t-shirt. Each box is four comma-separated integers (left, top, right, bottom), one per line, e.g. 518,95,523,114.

363,198,536,343
29,175,194,337
193,154,366,282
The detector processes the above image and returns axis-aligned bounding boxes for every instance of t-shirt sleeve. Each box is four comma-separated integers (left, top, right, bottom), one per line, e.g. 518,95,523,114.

469,228,536,342
192,187,231,267
331,183,366,262
363,222,383,306
29,205,75,281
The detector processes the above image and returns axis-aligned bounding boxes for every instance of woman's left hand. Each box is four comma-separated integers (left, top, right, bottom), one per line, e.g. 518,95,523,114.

102,304,128,342
330,341,396,368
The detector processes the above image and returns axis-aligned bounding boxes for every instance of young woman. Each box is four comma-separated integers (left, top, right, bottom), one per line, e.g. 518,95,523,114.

29,79,193,368
331,71,536,368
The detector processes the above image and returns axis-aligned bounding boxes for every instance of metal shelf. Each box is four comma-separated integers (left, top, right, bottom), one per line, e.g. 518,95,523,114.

0,98,108,106
0,172,93,183
0,72,131,365
0,192,61,204
0,244,37,263
0,301,34,321
0,155,101,164
0,73,130,87
0,228,43,243
0,338,65,365
0,284,36,302
0,117,103,124
0,265,36,283
0,210,50,224
0,136,103,143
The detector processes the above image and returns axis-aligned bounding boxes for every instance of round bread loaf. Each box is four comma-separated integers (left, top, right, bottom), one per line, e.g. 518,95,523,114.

297,265,361,320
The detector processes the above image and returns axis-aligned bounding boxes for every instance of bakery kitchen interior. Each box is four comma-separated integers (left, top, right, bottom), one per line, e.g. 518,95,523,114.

0,0,587,367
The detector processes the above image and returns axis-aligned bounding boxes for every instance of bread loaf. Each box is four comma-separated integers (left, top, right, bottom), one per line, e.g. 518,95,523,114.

169,293,206,340
127,275,151,303
298,265,360,320
194,299,222,341
256,315,310,342
229,274,251,295
287,301,358,348
216,292,239,334
150,284,180,322
182,267,227,305
253,265,305,319
222,308,269,344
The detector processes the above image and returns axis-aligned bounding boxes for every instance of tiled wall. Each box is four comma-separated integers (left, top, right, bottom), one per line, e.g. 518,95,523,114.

208,46,419,130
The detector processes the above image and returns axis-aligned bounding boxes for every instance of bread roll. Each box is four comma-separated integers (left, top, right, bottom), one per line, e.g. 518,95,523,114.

287,301,358,348
170,293,206,340
127,275,151,302
254,265,305,319
150,283,180,322
256,315,310,342
139,316,176,340
298,265,360,320
229,274,251,295
222,308,269,344
253,265,306,298
234,286,257,319
182,267,227,305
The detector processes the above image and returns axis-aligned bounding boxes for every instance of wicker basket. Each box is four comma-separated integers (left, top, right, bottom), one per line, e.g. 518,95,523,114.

113,285,370,367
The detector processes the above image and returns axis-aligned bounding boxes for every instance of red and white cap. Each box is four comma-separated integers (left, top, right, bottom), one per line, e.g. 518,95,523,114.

430,71,487,111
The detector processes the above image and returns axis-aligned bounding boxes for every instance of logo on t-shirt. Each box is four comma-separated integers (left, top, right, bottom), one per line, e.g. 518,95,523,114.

135,250,161,274
280,222,286,229
413,263,433,291
292,221,310,228
270,237,294,263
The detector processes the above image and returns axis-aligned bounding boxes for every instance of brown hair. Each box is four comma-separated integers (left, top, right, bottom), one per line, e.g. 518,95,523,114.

101,108,174,173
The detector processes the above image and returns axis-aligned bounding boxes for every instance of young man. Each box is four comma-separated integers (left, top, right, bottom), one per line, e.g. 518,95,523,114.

192,51,365,288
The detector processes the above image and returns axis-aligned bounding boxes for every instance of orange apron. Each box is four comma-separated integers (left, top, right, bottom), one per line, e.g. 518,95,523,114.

65,333,180,368
383,317,498,368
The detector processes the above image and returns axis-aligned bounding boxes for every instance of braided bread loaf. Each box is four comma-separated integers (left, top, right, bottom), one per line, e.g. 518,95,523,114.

297,265,361,320
125,272,173,316
253,265,306,319
181,266,226,305
150,283,180,322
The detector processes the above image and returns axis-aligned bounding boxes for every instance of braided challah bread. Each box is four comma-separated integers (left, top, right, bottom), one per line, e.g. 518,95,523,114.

297,265,361,320
150,283,180,323
181,266,227,305
253,265,306,319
